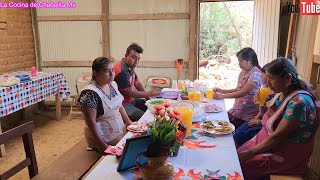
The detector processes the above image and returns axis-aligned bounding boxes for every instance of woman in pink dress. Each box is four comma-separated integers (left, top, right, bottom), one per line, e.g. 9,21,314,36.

214,47,263,128
237,57,319,180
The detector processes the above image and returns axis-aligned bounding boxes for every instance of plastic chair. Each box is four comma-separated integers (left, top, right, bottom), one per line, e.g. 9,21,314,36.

145,76,172,92
69,72,92,120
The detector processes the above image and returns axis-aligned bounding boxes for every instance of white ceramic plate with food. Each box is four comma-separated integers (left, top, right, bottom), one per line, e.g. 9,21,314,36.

205,103,224,113
127,122,148,133
200,120,235,135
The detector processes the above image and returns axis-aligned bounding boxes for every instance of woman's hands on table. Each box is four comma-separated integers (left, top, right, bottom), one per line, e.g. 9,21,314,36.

213,87,223,93
213,93,225,100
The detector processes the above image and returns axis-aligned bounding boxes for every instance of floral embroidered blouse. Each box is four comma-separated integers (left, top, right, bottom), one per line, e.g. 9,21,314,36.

274,94,318,143
228,66,263,121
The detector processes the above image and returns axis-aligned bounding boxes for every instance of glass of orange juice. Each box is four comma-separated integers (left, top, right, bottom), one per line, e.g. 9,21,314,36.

256,87,272,105
206,89,214,100
188,91,194,101
175,104,193,137
194,91,201,101
187,87,195,101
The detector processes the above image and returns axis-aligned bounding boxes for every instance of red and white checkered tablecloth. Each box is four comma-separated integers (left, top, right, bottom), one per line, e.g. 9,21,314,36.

0,73,70,117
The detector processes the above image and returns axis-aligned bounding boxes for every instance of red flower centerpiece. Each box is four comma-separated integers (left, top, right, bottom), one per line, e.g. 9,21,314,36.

147,102,186,157
136,102,186,179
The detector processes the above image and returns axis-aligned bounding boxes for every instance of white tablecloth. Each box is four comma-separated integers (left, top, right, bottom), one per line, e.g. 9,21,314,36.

85,100,243,180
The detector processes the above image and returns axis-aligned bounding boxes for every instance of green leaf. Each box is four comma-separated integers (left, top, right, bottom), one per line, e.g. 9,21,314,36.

159,126,173,142
164,131,175,144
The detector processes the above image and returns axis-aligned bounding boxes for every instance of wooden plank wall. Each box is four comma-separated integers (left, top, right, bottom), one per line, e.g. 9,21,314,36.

35,0,193,95
252,0,280,66
295,15,319,81
314,18,320,55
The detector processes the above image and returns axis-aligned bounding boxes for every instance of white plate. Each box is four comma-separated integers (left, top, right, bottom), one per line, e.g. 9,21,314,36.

127,122,148,133
205,103,224,113
200,120,235,135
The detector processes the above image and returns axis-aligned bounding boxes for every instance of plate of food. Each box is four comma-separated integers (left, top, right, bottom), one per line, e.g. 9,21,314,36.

200,120,235,135
205,103,224,113
127,122,148,133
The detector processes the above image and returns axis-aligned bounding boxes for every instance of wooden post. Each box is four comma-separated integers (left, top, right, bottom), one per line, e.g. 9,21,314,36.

310,63,319,88
188,0,199,80
55,93,61,121
30,5,41,71
285,0,299,58
0,121,6,157
101,0,110,58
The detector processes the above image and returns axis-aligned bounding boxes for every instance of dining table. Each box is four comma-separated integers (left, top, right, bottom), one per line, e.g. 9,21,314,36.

84,99,243,180
0,72,70,157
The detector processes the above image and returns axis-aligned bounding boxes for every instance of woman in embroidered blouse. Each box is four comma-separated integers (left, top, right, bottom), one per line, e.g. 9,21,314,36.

237,58,318,180
213,47,263,128
78,57,132,153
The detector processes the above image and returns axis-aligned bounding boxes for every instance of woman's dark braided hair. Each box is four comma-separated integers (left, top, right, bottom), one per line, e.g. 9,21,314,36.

266,57,317,100
92,57,112,80
236,47,261,70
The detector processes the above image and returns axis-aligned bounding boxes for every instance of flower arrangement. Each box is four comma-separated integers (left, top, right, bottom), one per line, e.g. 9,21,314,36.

147,102,186,157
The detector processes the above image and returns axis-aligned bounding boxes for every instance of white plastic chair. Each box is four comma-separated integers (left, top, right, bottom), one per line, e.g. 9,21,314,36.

69,72,92,120
145,76,172,91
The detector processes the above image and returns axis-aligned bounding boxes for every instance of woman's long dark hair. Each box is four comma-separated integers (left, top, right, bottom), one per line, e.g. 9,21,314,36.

266,57,317,100
92,57,112,80
236,47,261,70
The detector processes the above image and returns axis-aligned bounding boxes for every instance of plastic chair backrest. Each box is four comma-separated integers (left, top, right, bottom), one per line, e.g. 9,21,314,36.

76,72,92,94
145,76,171,91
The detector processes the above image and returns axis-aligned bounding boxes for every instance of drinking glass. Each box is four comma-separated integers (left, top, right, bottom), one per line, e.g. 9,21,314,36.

255,87,272,105
206,89,214,100
174,103,193,137
172,80,178,89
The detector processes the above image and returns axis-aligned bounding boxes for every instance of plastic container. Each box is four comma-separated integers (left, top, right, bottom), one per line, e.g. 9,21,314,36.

160,88,180,100
31,66,37,77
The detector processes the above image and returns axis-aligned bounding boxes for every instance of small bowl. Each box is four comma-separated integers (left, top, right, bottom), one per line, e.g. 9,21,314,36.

145,99,167,113
161,91,180,100
145,99,178,113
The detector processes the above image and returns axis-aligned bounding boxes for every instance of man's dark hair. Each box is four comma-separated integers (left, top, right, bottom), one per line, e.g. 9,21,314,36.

126,43,143,55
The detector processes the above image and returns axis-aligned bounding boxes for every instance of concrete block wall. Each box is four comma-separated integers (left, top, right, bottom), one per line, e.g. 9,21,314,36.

0,0,36,74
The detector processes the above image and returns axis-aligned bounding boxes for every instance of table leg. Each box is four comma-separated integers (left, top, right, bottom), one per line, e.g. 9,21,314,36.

55,93,61,121
0,121,6,157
